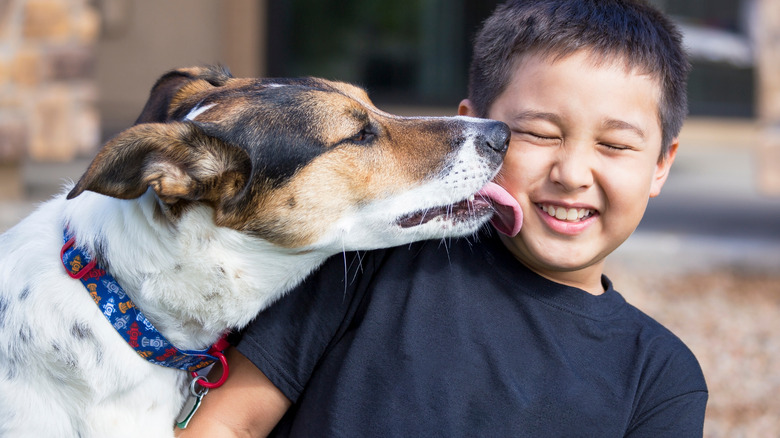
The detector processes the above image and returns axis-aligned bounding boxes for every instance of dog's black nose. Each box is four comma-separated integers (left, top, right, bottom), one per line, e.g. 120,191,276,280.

483,121,510,155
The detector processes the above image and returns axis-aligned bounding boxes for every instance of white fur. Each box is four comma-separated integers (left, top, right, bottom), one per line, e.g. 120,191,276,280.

184,103,216,121
0,120,502,436
0,190,336,437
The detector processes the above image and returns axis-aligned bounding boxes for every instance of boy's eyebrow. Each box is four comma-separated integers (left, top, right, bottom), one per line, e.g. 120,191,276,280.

510,110,562,125
602,119,646,139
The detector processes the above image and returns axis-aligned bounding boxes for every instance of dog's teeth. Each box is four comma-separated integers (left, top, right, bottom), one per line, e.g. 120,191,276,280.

468,195,475,202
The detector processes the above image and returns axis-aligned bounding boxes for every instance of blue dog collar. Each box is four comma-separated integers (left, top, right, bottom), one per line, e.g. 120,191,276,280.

60,228,218,373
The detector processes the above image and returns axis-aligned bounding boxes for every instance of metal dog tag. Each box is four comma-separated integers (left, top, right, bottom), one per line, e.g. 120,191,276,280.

176,376,209,429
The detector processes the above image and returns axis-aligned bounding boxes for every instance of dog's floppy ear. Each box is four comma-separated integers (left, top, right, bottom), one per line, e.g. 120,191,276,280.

134,65,233,124
67,122,251,205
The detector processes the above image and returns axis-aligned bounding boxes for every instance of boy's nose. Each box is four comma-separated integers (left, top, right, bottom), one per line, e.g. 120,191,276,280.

550,146,594,191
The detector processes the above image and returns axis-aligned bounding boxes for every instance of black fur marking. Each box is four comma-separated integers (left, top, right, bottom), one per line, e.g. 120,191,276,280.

187,82,341,189
71,322,95,342
193,98,327,190
5,356,19,381
93,237,111,272
0,295,8,330
18,286,30,301
18,324,32,343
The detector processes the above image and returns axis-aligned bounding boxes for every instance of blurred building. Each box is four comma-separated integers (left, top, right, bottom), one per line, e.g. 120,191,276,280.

1,0,778,198
0,0,99,197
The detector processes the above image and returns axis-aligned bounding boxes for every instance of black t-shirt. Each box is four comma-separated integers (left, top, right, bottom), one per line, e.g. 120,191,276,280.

237,231,707,437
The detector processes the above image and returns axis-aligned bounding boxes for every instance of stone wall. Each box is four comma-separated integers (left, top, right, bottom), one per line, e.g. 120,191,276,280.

0,0,99,198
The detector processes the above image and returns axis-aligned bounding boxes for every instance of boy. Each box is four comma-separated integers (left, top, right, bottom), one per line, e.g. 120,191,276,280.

181,0,707,436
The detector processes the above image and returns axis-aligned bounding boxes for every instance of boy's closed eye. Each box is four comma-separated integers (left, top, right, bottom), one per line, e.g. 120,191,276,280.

597,133,644,152
513,130,561,144
598,142,633,151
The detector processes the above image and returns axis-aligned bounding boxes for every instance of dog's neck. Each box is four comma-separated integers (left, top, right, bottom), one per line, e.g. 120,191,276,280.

62,190,332,350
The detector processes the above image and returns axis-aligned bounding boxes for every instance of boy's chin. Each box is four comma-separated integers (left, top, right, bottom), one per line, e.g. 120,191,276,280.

497,232,616,292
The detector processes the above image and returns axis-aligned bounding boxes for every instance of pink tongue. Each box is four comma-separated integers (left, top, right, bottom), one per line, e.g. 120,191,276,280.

477,182,523,237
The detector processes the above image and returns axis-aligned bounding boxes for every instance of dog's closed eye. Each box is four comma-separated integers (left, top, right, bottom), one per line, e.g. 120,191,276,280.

348,128,376,145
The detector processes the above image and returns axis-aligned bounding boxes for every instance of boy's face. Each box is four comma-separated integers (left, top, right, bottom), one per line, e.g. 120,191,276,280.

460,51,677,294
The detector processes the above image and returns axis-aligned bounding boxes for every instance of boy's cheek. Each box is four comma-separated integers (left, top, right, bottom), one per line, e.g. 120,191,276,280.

496,165,533,208
501,140,549,183
496,148,525,192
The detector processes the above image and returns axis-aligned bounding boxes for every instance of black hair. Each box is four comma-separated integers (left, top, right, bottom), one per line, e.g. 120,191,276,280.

468,0,690,154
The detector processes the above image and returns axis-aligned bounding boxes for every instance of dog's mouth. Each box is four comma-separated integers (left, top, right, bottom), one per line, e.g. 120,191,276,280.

396,195,492,228
395,182,523,236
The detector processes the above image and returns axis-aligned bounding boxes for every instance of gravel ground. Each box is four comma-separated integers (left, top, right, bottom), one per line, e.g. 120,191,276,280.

606,262,780,438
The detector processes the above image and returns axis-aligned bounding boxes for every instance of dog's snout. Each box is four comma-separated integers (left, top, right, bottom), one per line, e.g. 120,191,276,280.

481,121,510,155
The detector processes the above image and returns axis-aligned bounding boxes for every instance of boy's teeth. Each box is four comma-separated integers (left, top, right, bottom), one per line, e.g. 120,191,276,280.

541,204,592,221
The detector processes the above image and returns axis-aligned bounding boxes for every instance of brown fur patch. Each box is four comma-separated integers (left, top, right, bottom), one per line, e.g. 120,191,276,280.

73,67,495,248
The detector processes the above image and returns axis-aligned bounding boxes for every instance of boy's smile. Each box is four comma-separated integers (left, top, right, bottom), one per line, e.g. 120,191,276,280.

461,51,677,294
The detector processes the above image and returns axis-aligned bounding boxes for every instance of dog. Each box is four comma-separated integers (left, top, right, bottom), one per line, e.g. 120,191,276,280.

0,65,520,437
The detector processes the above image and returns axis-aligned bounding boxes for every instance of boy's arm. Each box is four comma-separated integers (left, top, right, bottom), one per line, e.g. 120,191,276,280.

624,390,707,438
176,347,291,438
624,343,708,438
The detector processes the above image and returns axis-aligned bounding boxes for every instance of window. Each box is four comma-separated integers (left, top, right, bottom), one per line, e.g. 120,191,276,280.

266,0,499,107
267,0,754,116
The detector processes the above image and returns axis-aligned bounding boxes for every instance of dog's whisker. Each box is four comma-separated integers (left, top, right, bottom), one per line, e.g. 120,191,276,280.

438,237,453,265
417,208,430,227
341,234,349,301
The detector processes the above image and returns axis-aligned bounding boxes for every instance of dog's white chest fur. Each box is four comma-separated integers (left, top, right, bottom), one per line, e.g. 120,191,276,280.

0,198,174,436
0,192,329,437
2,197,176,435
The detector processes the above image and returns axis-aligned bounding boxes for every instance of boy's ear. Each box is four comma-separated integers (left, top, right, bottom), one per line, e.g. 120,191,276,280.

458,99,478,117
649,139,679,198
67,122,251,205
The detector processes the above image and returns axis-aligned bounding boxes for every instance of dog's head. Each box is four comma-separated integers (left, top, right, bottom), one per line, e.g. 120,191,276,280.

68,66,519,250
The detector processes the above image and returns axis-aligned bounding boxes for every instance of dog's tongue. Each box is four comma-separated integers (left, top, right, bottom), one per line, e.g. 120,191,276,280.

477,182,523,237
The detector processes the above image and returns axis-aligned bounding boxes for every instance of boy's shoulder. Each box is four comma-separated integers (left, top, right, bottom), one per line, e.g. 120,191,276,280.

616,289,694,352
613,286,708,395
